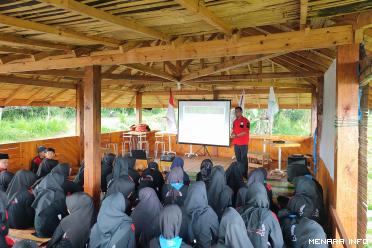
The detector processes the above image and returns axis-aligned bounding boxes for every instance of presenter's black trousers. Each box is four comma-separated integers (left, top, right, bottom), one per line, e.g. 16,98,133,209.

234,144,248,178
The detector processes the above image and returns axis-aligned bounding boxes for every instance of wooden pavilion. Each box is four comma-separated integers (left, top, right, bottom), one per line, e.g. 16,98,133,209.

0,0,371,246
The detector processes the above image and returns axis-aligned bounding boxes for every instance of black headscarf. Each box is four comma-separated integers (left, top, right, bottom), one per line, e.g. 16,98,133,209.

292,217,327,247
247,168,266,186
13,240,39,248
31,172,65,217
160,205,182,239
37,158,59,178
6,170,37,202
198,159,213,185
216,207,253,248
106,177,135,199
111,156,130,180
51,163,70,179
59,192,94,248
89,193,134,247
287,194,315,218
142,162,165,194
207,166,233,218
225,162,245,206
167,167,184,184
101,153,115,192
170,157,190,185
0,171,14,192
131,187,162,246
244,183,269,208
235,187,249,209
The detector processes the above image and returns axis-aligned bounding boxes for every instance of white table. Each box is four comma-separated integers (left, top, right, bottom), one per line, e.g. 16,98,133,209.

269,141,301,171
156,131,177,154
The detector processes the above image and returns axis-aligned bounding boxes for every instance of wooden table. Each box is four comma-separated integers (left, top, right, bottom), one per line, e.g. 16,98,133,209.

156,131,177,154
269,141,301,171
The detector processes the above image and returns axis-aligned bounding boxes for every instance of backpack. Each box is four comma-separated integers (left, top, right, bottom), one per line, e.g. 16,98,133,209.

164,185,183,205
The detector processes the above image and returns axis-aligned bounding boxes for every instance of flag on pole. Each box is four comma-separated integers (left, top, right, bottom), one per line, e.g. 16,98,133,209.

238,90,245,112
267,86,279,127
166,89,177,133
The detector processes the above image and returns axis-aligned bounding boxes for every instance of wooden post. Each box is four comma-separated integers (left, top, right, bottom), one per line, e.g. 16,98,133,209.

316,77,324,164
311,86,317,136
136,91,142,124
83,65,101,207
334,44,359,245
76,81,84,162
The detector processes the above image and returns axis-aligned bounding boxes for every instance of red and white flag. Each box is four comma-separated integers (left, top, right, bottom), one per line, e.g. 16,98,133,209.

166,89,177,133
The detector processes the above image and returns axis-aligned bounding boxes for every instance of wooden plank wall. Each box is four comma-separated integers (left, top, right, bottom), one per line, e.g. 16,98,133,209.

0,132,312,173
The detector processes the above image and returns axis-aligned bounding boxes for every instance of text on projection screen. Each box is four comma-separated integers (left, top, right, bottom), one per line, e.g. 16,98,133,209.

178,100,230,146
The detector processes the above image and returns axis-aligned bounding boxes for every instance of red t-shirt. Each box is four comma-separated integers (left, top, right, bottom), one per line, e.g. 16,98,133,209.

232,116,250,145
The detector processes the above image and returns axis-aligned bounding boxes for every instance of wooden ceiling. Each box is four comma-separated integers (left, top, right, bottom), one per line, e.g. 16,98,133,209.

0,0,370,109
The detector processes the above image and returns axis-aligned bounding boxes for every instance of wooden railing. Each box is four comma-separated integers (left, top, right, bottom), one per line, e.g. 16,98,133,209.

330,206,351,248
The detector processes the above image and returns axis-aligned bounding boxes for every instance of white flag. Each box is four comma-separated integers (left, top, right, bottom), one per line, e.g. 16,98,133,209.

166,89,177,133
267,87,279,123
238,90,245,112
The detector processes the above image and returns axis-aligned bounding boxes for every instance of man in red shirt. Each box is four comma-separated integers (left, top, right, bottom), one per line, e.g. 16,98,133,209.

231,106,250,178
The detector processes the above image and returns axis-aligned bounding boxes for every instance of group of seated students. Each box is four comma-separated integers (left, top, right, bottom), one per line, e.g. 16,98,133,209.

0,147,327,248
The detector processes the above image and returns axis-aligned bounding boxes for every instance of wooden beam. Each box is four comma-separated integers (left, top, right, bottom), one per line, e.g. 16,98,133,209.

0,75,76,89
0,46,37,55
0,26,353,73
0,33,72,51
142,87,311,96
300,0,308,30
40,0,168,40
83,65,101,207
182,53,283,82
135,91,142,124
0,14,121,47
190,71,323,82
174,0,231,33
125,64,178,82
334,44,359,244
76,82,84,162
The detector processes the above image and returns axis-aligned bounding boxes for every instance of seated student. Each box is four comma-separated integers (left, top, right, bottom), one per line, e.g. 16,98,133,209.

206,166,233,219
0,171,14,192
51,163,83,195
141,162,165,196
180,181,219,248
6,170,38,229
106,157,135,201
170,157,190,185
47,192,95,248
213,207,253,248
196,159,213,187
126,155,141,187
32,172,68,238
101,153,116,192
225,161,245,206
149,204,191,248
89,193,136,248
293,176,324,225
13,239,38,248
161,167,188,207
131,188,162,247
30,146,46,174
247,168,278,213
37,148,59,178
0,191,15,248
288,217,327,248
238,183,283,248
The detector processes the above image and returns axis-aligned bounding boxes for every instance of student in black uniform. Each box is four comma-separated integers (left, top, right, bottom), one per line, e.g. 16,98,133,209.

141,162,165,197
206,166,233,219
0,171,14,192
161,167,188,207
170,157,190,186
0,191,14,248
131,187,163,247
149,204,191,248
180,181,219,248
213,207,253,248
6,170,38,229
37,148,59,178
13,240,39,248
47,192,95,248
196,159,213,187
32,172,67,237
238,183,284,248
101,153,116,192
89,193,136,248
225,161,245,206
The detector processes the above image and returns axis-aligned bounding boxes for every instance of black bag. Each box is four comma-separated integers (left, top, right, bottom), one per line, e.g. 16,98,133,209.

160,153,175,162
287,155,310,183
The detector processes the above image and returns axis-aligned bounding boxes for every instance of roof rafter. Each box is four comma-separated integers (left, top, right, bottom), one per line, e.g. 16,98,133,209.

0,75,76,89
174,0,232,34
124,64,178,82
40,0,169,40
300,0,308,30
0,13,121,47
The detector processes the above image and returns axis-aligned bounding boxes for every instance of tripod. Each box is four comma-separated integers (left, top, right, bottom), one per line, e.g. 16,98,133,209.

195,145,212,158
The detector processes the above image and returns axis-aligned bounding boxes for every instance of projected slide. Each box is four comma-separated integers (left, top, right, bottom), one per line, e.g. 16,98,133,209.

178,100,231,146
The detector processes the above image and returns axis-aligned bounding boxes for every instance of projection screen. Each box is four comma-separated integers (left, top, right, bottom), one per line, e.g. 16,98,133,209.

178,100,231,146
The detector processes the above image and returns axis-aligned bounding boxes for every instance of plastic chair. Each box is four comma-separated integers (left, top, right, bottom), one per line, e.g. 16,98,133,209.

136,132,149,156
122,133,133,156
154,133,166,159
